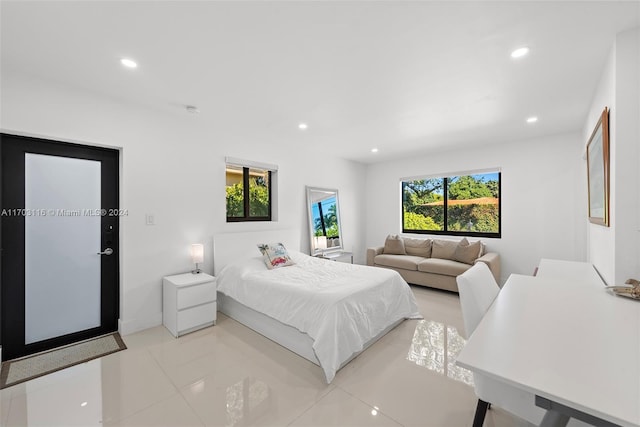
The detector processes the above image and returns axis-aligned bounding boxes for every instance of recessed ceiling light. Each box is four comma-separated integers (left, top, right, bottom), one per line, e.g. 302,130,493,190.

526,116,538,123
371,148,379,153
298,123,308,130
120,58,138,68
510,47,530,59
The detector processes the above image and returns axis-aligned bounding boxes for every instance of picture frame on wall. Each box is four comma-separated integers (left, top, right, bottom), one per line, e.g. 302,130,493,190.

586,107,610,226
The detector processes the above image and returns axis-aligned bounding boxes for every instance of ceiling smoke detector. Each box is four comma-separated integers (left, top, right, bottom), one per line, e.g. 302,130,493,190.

186,105,200,114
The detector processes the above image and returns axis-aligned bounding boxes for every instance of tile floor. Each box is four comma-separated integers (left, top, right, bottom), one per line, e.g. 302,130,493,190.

0,286,532,426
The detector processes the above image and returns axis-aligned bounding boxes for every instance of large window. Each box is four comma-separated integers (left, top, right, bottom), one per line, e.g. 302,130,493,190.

402,171,500,237
226,163,272,222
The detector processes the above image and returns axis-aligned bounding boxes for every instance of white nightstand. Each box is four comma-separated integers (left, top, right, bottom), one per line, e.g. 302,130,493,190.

317,251,354,264
162,272,216,337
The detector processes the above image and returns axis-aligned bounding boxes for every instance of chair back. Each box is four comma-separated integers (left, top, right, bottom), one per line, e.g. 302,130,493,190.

457,263,547,425
457,262,500,339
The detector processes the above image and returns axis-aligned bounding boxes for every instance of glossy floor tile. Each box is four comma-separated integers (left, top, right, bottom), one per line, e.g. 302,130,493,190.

0,286,531,426
289,388,401,427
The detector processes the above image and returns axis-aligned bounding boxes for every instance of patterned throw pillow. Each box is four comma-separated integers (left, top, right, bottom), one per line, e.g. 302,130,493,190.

257,243,295,269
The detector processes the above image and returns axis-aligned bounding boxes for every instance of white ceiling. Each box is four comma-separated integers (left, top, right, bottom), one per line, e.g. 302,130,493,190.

1,1,639,163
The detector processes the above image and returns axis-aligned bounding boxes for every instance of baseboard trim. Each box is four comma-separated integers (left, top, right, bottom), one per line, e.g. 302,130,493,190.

118,313,162,336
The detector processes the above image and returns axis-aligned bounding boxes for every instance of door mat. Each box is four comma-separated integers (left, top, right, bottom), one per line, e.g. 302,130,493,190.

0,332,126,389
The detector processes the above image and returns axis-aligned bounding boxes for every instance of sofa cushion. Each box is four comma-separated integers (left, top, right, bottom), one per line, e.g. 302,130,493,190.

374,254,424,271
383,234,406,255
453,237,482,265
431,239,458,260
417,258,471,276
403,237,432,258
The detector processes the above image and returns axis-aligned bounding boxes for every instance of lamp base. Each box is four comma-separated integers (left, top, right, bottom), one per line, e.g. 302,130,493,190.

191,263,201,274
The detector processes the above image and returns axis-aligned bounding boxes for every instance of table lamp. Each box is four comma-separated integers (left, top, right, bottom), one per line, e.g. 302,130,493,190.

314,236,327,253
191,243,204,274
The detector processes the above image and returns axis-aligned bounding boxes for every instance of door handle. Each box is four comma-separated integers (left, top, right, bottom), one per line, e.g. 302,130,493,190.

97,248,114,256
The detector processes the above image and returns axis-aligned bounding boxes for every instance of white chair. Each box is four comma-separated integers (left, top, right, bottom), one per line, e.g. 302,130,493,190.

457,263,546,427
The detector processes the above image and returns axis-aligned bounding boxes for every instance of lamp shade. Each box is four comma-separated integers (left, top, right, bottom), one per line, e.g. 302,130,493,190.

191,244,204,264
314,236,327,250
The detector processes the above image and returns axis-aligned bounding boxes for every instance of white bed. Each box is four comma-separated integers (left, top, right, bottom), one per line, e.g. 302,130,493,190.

213,229,421,383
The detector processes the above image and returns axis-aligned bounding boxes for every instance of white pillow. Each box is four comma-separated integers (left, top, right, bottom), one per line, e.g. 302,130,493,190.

257,242,296,269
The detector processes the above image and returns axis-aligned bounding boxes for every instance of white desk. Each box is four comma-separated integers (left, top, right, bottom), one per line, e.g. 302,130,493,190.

535,258,605,285
456,259,640,427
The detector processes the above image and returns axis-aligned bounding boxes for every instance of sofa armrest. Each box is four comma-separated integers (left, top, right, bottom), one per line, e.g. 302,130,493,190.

475,252,501,282
366,246,384,266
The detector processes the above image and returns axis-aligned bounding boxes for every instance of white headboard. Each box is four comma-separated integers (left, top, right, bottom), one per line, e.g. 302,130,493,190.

213,229,301,275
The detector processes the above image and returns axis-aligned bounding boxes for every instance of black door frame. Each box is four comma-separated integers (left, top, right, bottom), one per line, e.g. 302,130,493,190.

0,133,120,361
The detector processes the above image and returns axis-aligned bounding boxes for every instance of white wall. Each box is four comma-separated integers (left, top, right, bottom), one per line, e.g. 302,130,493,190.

364,132,586,284
584,27,640,285
584,46,616,283
1,71,367,335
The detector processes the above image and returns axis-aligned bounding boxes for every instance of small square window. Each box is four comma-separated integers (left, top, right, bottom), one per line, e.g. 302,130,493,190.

226,165,272,222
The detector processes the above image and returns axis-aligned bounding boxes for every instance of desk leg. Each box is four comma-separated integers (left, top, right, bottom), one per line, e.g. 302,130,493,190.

539,410,570,427
535,395,620,427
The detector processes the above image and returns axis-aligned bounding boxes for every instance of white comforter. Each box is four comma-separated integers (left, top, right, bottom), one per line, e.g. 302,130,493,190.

216,251,421,383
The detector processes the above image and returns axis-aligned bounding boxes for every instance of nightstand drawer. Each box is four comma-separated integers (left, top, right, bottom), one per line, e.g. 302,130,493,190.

177,281,216,310
177,302,216,333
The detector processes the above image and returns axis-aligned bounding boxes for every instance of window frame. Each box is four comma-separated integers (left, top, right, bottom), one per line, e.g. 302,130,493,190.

401,172,501,238
226,166,272,222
